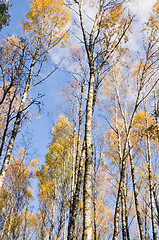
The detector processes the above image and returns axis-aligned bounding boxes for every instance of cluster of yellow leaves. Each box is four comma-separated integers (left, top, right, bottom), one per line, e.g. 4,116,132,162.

0,36,24,78
101,5,132,51
103,109,157,166
1,35,23,60
143,1,159,43
131,62,145,80
46,115,73,169
0,36,23,97
147,1,159,29
94,165,119,238
23,0,70,46
5,149,32,191
37,115,73,201
0,149,35,238
30,157,40,175
132,110,154,140
133,110,153,127
103,129,119,163
103,118,126,165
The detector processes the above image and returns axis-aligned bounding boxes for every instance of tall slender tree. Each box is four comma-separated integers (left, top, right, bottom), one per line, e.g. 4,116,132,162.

0,0,70,189
66,1,133,238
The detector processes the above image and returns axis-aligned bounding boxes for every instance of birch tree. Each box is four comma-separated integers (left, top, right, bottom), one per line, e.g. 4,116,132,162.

100,32,159,237
66,1,133,238
36,115,74,239
0,0,70,189
0,149,34,239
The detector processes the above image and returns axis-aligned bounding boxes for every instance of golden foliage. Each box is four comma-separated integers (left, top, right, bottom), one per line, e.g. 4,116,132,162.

23,0,70,46
101,5,132,52
0,150,34,238
143,1,159,43
37,115,73,201
132,110,154,139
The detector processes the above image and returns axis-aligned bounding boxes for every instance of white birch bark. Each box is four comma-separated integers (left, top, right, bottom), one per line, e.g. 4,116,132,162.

144,102,157,240
67,81,84,240
0,43,39,190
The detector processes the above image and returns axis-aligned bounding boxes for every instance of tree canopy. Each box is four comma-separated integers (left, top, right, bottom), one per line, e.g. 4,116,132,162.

0,0,159,239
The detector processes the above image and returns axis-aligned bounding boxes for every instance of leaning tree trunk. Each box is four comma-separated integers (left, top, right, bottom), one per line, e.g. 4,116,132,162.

0,78,20,158
113,97,122,240
113,157,127,240
0,55,37,190
0,80,30,190
144,203,148,240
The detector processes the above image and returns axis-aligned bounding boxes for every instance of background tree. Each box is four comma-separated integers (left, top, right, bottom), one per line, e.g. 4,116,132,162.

99,4,159,236
66,1,133,238
0,149,34,239
37,115,74,239
0,0,10,30
0,0,158,239
0,0,70,189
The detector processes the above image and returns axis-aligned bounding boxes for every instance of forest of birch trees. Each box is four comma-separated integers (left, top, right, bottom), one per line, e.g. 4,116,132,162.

0,0,159,239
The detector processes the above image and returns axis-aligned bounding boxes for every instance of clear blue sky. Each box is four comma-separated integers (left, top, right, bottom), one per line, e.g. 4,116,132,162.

1,0,71,162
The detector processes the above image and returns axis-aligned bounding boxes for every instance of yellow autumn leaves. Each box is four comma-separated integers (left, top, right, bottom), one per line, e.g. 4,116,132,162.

37,115,73,201
23,0,70,46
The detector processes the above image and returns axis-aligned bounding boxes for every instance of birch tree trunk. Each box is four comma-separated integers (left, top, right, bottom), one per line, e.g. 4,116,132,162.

0,77,20,158
67,82,84,240
74,1,96,238
153,186,159,225
144,102,157,240
113,186,121,240
82,69,95,240
154,90,159,140
49,200,56,240
69,1,133,238
0,81,30,189
128,143,144,240
113,97,123,240
0,52,37,190
144,203,148,240
121,181,127,240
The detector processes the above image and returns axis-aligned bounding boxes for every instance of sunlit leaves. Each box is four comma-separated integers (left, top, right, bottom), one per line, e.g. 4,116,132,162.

0,149,34,239
37,115,73,200
23,0,70,46
100,4,132,55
